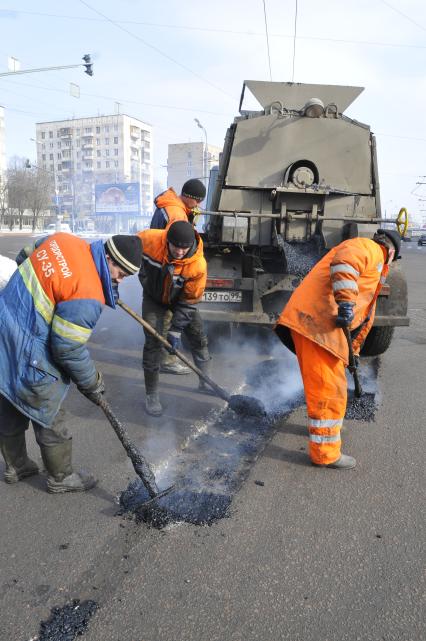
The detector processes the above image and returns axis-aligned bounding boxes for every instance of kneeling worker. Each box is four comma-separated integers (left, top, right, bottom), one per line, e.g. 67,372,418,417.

137,220,210,416
274,230,401,469
0,233,142,492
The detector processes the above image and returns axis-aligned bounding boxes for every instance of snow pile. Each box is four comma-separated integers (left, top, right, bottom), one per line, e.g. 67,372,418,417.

0,254,17,291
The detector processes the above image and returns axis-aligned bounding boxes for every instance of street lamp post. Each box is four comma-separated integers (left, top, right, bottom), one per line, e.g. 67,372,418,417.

194,118,208,189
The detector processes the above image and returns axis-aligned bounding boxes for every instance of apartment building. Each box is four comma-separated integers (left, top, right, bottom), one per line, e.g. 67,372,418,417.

35,113,153,224
167,141,221,195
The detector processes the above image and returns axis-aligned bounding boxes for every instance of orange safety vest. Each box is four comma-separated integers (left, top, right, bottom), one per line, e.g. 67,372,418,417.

151,188,191,229
275,237,389,364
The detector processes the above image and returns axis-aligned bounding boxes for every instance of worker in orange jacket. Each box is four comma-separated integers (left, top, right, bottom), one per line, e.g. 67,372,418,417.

137,220,210,416
149,179,207,375
275,229,401,469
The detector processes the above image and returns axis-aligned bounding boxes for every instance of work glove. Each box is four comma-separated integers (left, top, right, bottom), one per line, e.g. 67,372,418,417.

336,301,355,328
166,331,181,353
78,371,105,405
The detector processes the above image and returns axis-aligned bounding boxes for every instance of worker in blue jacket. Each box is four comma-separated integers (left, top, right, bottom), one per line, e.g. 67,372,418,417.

0,233,141,493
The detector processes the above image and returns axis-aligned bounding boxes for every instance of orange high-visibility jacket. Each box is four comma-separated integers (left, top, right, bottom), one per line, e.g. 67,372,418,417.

275,237,389,365
150,188,191,229
137,228,207,330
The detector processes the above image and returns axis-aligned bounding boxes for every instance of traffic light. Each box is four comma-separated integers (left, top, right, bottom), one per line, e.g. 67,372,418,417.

82,54,93,77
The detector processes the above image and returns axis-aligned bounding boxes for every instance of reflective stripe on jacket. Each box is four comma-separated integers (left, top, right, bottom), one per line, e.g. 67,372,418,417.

0,233,115,427
137,228,207,331
275,237,389,364
150,187,190,229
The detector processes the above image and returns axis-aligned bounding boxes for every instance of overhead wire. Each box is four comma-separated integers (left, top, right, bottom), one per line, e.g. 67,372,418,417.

378,0,426,32
77,0,236,101
262,0,273,81
291,0,298,82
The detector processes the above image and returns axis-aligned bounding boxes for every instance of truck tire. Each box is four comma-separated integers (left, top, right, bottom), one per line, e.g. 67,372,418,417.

360,326,395,356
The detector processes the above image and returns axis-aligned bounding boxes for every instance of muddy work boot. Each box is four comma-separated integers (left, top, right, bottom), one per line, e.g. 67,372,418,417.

195,359,214,394
160,355,191,375
144,370,163,416
40,440,97,493
0,433,39,484
313,453,357,470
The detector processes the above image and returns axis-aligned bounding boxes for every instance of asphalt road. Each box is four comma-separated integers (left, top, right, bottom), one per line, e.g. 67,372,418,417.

0,233,424,641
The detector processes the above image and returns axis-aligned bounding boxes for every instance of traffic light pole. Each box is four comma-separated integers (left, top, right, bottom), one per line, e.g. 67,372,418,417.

0,55,93,77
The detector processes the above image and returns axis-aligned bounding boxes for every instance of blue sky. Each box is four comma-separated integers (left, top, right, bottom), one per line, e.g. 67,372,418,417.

0,0,425,223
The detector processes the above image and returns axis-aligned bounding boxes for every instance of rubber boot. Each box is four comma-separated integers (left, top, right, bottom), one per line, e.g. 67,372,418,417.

160,353,191,375
312,453,357,470
39,440,97,493
144,370,163,417
0,433,39,484
195,359,215,394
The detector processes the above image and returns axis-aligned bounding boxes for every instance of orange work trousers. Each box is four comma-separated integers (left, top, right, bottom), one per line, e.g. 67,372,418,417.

291,330,347,465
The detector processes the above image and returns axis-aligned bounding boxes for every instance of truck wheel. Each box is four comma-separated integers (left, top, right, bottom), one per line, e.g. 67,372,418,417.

360,326,395,356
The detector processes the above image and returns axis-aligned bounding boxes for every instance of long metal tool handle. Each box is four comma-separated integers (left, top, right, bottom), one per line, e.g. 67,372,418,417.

117,299,230,402
342,326,363,399
98,397,159,498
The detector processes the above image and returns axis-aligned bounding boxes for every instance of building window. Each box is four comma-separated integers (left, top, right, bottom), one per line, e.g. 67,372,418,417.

50,143,54,148
105,149,110,157
50,164,54,171
42,154,46,161
43,164,47,169
97,150,101,157
76,140,80,147
105,161,110,168
97,161,101,169
58,164,62,171
56,142,60,148
114,160,119,167
104,126,109,132
57,153,61,160
114,124,118,131
114,148,118,156
114,137,118,144
96,126,100,134
96,139,100,145
49,131,53,139
76,152,80,159
41,131,45,139
105,138,109,145
84,127,92,134
187,152,192,158
65,140,71,147
76,129,80,135
49,154,54,160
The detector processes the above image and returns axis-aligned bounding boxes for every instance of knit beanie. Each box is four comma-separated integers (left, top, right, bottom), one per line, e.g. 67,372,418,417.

104,235,142,274
181,179,206,201
373,228,401,261
167,221,196,248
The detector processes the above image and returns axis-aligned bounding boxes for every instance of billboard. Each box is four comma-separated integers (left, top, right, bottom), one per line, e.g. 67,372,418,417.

95,182,140,216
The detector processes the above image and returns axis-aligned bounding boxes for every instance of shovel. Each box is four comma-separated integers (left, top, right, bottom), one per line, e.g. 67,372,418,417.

98,397,175,503
342,326,363,398
117,299,266,418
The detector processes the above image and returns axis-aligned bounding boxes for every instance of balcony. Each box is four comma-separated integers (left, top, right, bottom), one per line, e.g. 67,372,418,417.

130,126,140,139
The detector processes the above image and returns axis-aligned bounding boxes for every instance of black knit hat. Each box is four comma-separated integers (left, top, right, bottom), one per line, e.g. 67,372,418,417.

167,221,196,248
374,228,401,261
104,235,142,274
181,179,206,202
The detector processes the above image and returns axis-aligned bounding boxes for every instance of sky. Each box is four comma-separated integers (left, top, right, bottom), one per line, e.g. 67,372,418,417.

0,0,425,224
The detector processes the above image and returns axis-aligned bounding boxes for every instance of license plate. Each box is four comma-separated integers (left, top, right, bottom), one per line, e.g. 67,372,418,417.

202,290,242,303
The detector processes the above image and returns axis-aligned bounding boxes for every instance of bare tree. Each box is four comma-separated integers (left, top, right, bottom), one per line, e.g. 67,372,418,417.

0,175,8,229
7,158,30,230
26,166,53,231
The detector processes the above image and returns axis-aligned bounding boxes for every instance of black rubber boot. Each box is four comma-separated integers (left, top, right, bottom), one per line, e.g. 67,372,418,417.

39,440,97,493
195,359,215,394
0,433,39,484
144,370,163,416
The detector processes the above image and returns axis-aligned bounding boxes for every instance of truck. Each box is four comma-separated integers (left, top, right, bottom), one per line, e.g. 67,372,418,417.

198,80,409,355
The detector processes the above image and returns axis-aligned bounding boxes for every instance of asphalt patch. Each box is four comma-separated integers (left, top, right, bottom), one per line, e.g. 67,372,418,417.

345,392,377,421
37,599,98,641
